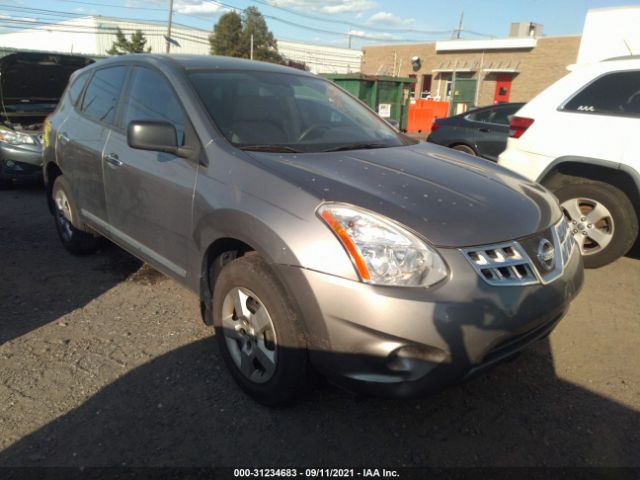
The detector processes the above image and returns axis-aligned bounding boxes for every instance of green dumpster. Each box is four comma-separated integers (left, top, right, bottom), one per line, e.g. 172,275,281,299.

321,73,414,131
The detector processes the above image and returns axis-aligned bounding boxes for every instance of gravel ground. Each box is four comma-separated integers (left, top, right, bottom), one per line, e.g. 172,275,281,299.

0,184,639,468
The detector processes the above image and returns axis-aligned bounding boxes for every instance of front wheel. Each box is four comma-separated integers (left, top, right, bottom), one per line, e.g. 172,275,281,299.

555,181,638,268
212,253,310,405
51,176,102,255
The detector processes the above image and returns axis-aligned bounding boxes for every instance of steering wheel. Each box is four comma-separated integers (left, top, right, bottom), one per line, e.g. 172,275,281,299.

298,124,330,142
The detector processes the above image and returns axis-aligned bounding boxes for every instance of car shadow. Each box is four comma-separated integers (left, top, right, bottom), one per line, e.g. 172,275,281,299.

0,185,142,345
0,336,637,467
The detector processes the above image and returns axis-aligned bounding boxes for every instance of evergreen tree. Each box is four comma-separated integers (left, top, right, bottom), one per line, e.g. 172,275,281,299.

107,28,151,55
240,7,282,63
209,11,243,56
209,7,281,64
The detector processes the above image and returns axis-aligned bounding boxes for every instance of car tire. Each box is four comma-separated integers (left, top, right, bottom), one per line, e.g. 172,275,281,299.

451,144,476,156
212,253,310,405
51,176,102,255
555,181,638,268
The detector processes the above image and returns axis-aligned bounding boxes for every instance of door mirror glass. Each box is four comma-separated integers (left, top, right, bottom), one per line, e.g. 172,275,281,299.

127,120,178,154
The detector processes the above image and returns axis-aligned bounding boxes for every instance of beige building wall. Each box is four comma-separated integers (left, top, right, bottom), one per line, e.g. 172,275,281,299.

361,36,581,107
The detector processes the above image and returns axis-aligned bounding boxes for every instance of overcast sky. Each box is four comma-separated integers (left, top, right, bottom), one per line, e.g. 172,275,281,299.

8,0,640,48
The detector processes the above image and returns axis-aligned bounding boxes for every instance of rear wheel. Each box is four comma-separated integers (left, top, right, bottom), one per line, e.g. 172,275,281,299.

555,181,638,268
451,144,476,156
52,176,102,255
212,253,309,405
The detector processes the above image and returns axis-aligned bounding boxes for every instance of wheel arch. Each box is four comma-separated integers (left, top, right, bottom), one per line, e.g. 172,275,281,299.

44,162,63,215
537,157,640,221
448,142,478,155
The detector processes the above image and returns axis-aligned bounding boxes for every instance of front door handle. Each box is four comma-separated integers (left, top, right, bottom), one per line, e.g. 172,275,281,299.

58,132,70,145
104,153,123,167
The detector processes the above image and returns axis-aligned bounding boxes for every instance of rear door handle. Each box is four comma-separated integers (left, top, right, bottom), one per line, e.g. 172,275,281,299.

478,128,490,133
103,153,123,167
59,132,70,145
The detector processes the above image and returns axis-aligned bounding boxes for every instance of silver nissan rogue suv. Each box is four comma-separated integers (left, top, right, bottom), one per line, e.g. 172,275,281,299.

43,55,584,404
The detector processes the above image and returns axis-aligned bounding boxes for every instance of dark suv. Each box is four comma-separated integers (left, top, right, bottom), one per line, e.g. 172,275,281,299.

43,55,583,405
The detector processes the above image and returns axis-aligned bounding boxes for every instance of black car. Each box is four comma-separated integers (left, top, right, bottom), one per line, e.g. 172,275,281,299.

427,102,524,161
0,52,93,187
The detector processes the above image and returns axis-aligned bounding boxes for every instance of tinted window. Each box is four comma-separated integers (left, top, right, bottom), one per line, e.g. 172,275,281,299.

468,109,493,123
491,105,519,125
121,67,186,145
469,105,519,125
188,70,415,152
563,71,640,117
67,71,89,106
81,66,127,124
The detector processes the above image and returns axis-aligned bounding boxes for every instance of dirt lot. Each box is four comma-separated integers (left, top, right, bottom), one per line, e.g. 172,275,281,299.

0,184,639,468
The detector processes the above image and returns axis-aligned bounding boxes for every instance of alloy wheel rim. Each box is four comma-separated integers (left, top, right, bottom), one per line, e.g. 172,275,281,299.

221,287,277,384
54,189,74,241
560,197,614,256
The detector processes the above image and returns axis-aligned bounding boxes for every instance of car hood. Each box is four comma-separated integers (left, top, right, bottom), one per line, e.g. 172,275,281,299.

0,52,93,106
247,143,562,248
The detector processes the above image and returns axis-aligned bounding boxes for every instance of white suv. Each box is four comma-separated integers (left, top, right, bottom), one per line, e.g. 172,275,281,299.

499,56,640,268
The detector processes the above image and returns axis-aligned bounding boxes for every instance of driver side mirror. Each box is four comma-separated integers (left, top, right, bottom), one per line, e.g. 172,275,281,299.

127,120,190,158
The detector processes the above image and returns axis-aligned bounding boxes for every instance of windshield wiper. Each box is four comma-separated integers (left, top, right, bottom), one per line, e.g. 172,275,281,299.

322,143,391,152
239,144,302,153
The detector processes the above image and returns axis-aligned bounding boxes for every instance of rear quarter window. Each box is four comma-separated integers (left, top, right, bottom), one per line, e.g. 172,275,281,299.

562,70,640,117
67,71,90,106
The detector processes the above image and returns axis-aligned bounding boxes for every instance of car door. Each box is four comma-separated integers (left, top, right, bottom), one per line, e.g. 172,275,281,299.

101,65,199,280
471,104,519,161
57,65,128,222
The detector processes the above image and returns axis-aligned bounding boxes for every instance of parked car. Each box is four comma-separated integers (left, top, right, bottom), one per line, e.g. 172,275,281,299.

499,56,640,268
427,103,524,161
0,51,93,187
43,55,583,405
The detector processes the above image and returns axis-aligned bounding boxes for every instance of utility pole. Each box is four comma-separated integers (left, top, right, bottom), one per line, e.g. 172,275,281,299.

348,33,352,49
250,34,254,60
166,0,174,53
454,11,464,39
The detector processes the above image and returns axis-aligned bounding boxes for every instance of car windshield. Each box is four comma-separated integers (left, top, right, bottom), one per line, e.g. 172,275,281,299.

188,70,417,153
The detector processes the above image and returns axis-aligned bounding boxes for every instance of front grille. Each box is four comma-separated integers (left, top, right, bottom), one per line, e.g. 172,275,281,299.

462,241,538,286
462,217,576,287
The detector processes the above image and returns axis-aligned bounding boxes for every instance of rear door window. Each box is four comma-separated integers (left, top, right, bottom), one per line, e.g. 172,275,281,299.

120,66,186,145
562,70,640,117
469,105,519,125
81,66,128,125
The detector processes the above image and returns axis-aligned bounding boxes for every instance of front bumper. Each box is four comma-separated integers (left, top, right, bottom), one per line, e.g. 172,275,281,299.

0,143,43,180
276,245,583,398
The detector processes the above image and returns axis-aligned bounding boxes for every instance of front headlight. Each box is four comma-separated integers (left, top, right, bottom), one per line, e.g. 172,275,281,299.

0,127,35,145
318,203,448,287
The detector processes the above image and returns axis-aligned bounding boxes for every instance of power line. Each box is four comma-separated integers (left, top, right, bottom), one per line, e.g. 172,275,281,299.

0,21,212,46
202,0,453,43
48,0,219,25
248,0,453,35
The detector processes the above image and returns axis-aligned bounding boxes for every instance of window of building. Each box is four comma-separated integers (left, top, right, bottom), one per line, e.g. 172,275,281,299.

81,66,127,125
563,70,640,117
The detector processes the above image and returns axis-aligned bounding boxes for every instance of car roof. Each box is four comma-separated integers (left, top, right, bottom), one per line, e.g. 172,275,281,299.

89,54,315,77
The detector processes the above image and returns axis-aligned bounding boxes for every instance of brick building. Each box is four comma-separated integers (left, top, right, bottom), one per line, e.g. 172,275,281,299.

361,28,581,112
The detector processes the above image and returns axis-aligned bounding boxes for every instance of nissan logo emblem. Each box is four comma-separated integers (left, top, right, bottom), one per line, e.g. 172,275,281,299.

537,238,555,271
